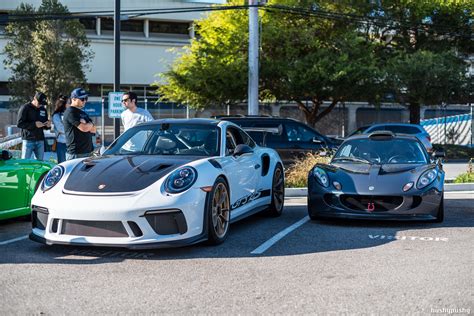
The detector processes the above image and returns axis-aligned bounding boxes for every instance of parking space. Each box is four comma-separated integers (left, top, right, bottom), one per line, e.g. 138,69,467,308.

0,194,473,314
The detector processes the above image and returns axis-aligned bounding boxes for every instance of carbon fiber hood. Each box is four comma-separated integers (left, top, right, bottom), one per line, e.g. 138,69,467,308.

63,155,200,193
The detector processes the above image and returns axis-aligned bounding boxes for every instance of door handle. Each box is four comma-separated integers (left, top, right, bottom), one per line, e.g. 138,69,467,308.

255,164,261,169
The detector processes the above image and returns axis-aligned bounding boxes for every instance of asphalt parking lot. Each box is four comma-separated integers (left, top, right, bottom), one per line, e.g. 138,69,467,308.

1,192,473,314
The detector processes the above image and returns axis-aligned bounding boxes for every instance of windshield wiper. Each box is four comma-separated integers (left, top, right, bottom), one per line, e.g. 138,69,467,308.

332,157,371,164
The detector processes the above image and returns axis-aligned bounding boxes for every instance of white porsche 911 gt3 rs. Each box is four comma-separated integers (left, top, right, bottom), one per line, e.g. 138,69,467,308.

30,119,284,249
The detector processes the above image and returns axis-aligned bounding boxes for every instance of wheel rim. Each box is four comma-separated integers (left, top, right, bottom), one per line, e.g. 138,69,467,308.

211,183,230,238
272,167,284,211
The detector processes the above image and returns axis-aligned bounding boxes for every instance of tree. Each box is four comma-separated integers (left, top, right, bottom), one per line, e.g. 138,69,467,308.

157,0,381,127
3,0,93,112
360,0,473,123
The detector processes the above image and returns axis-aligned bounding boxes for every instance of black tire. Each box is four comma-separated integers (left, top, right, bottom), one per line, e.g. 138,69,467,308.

266,164,285,217
307,196,321,221
434,195,444,223
206,177,231,245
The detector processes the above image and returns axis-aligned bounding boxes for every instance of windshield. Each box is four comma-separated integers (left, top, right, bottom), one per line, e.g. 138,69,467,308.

104,124,220,156
333,138,428,164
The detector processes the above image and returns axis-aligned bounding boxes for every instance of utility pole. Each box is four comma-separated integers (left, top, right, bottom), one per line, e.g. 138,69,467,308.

114,0,121,139
248,0,259,115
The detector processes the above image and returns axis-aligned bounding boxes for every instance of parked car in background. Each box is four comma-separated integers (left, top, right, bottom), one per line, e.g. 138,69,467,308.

308,131,445,222
0,150,54,220
220,116,340,166
349,123,433,152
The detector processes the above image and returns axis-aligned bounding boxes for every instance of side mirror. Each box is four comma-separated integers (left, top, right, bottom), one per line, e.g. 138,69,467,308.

433,150,446,159
1,150,12,161
233,144,253,157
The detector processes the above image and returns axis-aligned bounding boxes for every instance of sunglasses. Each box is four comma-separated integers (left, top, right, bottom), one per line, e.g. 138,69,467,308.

122,98,130,103
76,96,88,102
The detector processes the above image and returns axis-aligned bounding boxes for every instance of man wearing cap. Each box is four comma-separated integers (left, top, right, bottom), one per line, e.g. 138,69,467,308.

63,88,96,160
17,92,51,160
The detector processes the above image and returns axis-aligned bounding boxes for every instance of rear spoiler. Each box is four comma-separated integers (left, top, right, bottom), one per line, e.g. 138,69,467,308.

242,126,283,135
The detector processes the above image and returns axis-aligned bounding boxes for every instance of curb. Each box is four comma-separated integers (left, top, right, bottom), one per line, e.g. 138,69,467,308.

285,183,474,197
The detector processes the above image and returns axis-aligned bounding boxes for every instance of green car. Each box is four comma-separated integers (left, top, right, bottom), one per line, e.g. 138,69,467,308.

0,150,54,220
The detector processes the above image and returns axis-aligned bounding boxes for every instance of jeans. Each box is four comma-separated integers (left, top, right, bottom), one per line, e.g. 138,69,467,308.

56,142,67,163
21,140,45,160
66,152,91,161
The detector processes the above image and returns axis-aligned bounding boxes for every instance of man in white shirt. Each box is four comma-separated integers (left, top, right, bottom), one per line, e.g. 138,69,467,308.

120,91,154,131
120,91,154,153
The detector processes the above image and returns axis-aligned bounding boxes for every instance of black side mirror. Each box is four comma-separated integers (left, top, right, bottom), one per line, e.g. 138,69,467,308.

433,150,446,159
1,150,12,161
233,144,253,157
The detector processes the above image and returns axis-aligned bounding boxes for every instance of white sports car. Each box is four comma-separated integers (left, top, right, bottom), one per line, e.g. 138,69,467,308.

30,119,284,249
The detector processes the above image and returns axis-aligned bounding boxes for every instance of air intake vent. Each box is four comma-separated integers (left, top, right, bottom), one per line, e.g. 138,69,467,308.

341,195,403,212
144,210,187,235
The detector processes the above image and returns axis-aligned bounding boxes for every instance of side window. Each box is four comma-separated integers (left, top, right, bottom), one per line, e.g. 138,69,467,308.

238,129,256,148
225,130,237,155
285,123,320,142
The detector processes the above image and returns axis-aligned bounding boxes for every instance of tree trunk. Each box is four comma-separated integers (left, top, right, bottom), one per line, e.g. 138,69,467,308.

409,102,421,124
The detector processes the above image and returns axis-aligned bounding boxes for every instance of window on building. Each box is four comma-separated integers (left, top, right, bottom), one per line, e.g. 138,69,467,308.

79,17,96,32
149,20,190,36
0,12,8,34
100,18,144,36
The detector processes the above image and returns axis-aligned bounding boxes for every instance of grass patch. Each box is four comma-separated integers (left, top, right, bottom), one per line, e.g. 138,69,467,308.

285,152,331,188
453,172,474,183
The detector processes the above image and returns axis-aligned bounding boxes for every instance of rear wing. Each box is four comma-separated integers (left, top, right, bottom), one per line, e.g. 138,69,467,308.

241,125,283,146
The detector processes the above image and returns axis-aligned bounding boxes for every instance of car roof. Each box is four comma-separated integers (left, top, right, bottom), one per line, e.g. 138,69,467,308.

367,123,424,129
220,116,299,123
346,131,421,142
138,118,221,127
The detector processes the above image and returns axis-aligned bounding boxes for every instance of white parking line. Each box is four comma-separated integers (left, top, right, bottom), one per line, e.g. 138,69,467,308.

0,235,29,246
251,216,310,255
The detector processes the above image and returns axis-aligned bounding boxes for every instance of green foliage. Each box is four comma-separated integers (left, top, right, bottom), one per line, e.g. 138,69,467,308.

363,0,473,123
3,0,93,112
453,172,474,184
157,0,472,126
157,0,382,127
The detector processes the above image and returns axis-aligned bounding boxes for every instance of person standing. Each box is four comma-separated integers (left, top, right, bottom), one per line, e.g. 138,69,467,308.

17,92,51,160
63,88,96,160
52,95,69,163
120,91,153,131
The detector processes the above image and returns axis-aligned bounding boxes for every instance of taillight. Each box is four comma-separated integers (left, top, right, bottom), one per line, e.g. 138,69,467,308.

426,136,431,143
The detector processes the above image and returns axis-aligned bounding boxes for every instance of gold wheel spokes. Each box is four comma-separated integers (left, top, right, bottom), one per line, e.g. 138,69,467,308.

211,183,230,238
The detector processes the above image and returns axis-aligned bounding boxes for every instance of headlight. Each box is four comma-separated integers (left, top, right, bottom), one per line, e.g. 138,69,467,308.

416,169,438,189
41,165,64,192
164,167,197,194
313,167,329,187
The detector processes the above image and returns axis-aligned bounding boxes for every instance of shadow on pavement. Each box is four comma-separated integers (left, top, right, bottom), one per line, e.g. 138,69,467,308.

0,196,472,264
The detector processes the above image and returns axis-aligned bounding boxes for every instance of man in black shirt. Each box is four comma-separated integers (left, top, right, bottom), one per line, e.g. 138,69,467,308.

63,88,96,160
17,92,51,160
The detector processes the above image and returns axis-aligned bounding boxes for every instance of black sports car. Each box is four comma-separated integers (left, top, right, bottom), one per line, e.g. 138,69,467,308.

307,131,445,222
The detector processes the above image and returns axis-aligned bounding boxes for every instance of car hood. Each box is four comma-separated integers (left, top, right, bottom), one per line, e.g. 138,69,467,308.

324,163,437,194
63,155,201,193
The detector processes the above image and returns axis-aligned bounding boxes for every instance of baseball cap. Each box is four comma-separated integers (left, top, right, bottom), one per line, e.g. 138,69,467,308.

34,92,48,105
70,88,89,100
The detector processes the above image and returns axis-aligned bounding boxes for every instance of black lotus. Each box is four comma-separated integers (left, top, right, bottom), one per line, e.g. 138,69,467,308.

307,131,445,222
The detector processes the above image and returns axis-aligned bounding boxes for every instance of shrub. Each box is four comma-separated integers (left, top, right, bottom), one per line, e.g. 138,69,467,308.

453,172,474,183
285,152,331,188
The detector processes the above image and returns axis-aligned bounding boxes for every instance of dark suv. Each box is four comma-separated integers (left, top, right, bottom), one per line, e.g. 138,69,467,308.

220,116,340,166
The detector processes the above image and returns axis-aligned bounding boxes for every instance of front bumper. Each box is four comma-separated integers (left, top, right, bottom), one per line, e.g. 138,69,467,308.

307,179,443,221
29,187,209,248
